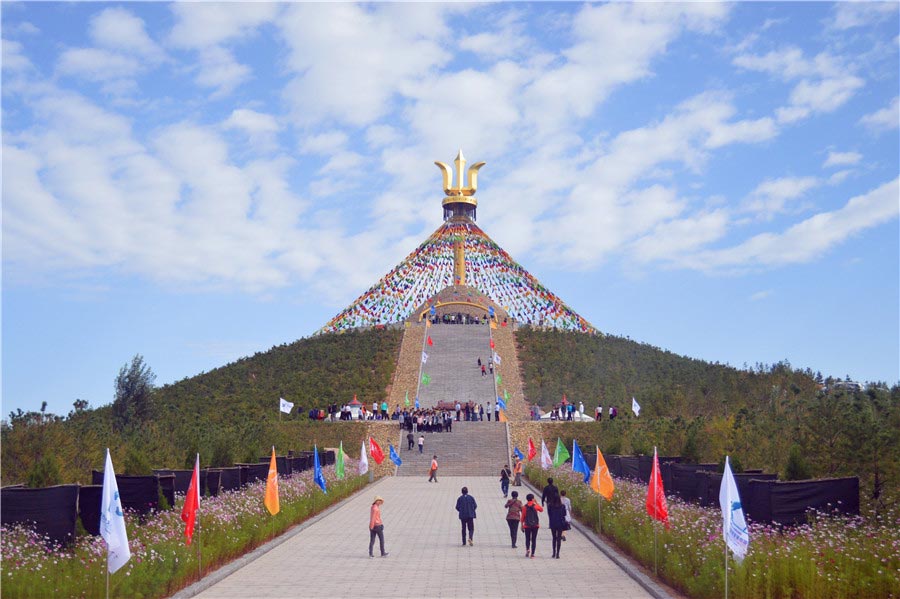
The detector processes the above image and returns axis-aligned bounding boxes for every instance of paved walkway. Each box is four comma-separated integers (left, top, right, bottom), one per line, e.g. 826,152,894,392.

188,477,654,599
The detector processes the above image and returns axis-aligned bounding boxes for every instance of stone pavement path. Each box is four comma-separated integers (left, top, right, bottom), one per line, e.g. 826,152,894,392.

191,476,653,599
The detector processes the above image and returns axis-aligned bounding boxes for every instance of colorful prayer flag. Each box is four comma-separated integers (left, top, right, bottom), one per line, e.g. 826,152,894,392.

389,444,402,466
591,447,615,501
336,442,345,480
358,440,369,475
313,445,327,494
264,447,280,515
369,437,385,465
719,456,749,561
181,453,200,546
553,438,571,467
646,447,669,528
572,440,591,483
100,449,131,573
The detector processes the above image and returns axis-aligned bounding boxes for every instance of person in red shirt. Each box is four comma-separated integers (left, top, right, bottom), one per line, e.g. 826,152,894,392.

369,496,389,558
520,493,544,558
428,455,438,483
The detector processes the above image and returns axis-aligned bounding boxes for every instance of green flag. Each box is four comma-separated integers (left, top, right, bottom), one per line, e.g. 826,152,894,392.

503,389,509,401
422,373,431,386
336,441,345,480
496,374,502,385
553,438,571,467
405,391,410,407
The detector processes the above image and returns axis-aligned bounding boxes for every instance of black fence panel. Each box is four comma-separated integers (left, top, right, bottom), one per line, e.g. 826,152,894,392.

202,470,221,496
769,477,859,525
154,470,194,495
91,472,162,514
217,467,242,492
78,485,102,536
1,485,80,545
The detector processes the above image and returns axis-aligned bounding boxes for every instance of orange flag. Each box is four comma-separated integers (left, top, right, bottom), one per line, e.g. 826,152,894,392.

490,321,497,329
264,447,280,515
498,409,508,422
590,447,615,501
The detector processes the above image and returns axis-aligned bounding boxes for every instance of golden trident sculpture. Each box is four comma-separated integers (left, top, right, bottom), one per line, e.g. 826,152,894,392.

435,149,485,198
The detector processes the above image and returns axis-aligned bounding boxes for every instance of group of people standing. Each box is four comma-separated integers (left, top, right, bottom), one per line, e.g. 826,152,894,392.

503,477,571,558
399,408,454,433
370,475,572,559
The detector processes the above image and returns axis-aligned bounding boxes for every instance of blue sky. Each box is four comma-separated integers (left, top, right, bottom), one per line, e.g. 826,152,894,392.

2,2,898,417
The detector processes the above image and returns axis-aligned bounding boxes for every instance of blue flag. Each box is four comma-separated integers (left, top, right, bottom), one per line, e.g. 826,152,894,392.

497,396,507,410
572,440,591,483
430,305,436,316
513,447,524,460
313,445,327,493
489,306,495,316
415,396,420,409
389,444,402,466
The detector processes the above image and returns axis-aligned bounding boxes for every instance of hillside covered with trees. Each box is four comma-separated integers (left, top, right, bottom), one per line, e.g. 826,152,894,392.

2,328,402,485
516,327,900,512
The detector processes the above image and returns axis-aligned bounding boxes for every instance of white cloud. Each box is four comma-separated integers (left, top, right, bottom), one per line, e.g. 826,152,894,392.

749,290,773,302
223,109,280,153
169,3,280,49
57,47,141,82
299,131,349,155
744,176,820,218
823,151,861,168
2,39,33,72
859,97,899,132
734,47,865,124
631,209,730,264
168,3,279,96
827,170,853,186
90,7,163,61
829,2,898,30
524,2,730,135
278,3,453,127
686,178,899,270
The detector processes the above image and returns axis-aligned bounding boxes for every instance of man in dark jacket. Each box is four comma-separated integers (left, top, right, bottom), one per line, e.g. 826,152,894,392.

455,487,478,546
541,477,559,506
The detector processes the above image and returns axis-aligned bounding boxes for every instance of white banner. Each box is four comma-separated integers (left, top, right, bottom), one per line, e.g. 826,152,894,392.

279,398,294,414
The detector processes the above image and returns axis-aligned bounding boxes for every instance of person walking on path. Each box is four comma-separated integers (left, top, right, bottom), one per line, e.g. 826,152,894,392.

504,491,523,548
406,432,415,451
547,495,567,559
368,496,389,558
560,490,572,541
513,458,523,486
500,464,512,498
541,477,559,506
455,487,478,546
494,402,500,421
418,434,425,454
486,401,492,421
456,402,461,421
520,493,543,558
428,455,438,483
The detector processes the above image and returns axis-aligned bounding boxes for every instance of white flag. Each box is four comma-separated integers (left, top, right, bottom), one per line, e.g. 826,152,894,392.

279,397,294,414
100,449,131,573
358,440,369,475
719,456,750,562
632,397,641,417
421,351,428,364
493,353,501,365
540,439,552,470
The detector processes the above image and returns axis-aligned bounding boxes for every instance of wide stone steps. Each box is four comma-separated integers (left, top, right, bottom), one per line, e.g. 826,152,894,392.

418,324,497,407
396,420,510,476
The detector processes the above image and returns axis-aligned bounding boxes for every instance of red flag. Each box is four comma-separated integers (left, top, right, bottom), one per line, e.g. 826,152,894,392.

527,438,537,461
369,437,385,465
427,336,433,346
646,447,669,528
181,453,200,545
489,339,495,349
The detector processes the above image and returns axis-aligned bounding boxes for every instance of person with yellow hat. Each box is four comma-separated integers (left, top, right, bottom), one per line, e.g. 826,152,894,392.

369,496,389,558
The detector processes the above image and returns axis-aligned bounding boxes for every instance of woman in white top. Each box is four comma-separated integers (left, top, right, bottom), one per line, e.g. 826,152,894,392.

560,490,572,541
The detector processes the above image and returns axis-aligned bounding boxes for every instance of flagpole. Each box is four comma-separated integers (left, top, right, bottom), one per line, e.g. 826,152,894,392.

652,447,658,577
105,556,110,599
597,494,602,535
724,539,729,599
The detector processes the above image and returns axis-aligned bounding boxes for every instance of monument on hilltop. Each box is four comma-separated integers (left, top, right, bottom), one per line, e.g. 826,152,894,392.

319,151,595,334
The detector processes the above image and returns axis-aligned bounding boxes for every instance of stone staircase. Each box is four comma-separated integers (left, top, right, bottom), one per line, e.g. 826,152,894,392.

396,420,510,476
418,324,496,407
